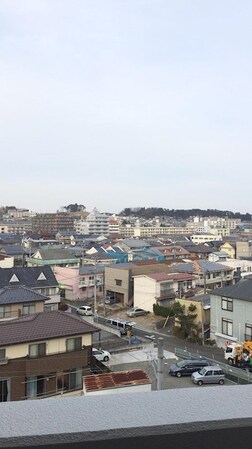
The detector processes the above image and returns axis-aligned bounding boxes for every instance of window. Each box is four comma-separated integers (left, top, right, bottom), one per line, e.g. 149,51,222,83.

245,324,252,341
22,304,36,316
115,279,122,286
222,318,233,337
0,349,6,360
221,297,233,312
0,379,10,402
66,337,82,352
0,306,11,319
29,342,46,358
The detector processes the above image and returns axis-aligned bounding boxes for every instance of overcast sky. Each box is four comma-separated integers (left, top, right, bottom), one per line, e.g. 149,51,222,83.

1,0,252,214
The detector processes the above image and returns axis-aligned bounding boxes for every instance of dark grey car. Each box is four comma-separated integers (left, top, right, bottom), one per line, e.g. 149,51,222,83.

169,359,211,377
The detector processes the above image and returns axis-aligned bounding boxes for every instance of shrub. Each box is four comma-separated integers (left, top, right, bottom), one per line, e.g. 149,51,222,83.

58,301,69,311
153,303,174,318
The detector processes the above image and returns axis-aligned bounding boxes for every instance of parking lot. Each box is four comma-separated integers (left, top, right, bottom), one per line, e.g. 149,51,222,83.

107,346,236,390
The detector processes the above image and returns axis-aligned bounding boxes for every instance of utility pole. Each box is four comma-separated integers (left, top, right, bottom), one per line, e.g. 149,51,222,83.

94,260,97,321
156,338,164,390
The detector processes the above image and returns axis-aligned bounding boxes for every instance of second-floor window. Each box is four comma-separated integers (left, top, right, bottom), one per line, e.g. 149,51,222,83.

115,279,122,286
222,318,233,337
22,304,36,316
0,306,11,319
66,337,82,352
245,324,252,341
221,297,233,312
29,342,46,358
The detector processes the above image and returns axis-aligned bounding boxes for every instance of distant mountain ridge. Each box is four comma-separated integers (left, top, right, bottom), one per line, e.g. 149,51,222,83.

120,208,252,221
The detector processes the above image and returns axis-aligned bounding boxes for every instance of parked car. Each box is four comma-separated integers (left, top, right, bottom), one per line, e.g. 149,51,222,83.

92,348,111,362
106,318,135,335
169,359,211,377
76,305,93,316
127,307,149,317
105,296,118,305
191,365,225,385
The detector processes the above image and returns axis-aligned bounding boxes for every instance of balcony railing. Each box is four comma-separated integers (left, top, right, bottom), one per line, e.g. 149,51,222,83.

0,386,252,448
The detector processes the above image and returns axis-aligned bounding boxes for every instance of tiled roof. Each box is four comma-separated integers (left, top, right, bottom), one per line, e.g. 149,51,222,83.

211,277,252,301
79,265,105,275
0,286,48,305
145,272,195,282
0,266,58,288
33,249,78,260
0,310,98,346
84,370,151,392
120,239,151,249
0,245,26,255
173,260,233,274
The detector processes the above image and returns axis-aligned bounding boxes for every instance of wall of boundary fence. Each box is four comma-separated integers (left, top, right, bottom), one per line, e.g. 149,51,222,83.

175,347,252,385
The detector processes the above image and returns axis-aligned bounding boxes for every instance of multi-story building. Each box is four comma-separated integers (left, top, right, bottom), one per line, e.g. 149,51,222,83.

0,221,32,234
133,272,196,311
54,265,105,301
85,209,109,236
119,225,192,238
31,213,78,234
0,310,98,401
74,209,110,236
210,276,252,348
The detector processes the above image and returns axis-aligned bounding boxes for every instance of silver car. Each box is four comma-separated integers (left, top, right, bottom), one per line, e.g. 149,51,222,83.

127,307,148,317
191,365,225,386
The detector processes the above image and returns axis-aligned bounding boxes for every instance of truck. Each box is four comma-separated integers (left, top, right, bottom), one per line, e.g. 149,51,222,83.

224,341,252,370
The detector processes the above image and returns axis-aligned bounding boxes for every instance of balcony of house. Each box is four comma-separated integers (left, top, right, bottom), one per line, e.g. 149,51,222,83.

197,272,233,287
26,257,80,267
25,347,91,375
79,279,103,288
155,288,175,300
1,386,252,448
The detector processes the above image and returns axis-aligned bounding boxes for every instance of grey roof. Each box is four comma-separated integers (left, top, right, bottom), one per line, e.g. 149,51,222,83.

79,264,105,275
33,248,78,260
185,244,213,254
0,286,48,305
0,266,58,289
173,260,232,274
0,310,98,346
119,239,151,249
188,294,211,307
0,245,26,255
211,277,252,301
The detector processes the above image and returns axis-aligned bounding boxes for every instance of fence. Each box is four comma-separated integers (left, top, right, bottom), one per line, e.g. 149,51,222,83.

175,347,252,384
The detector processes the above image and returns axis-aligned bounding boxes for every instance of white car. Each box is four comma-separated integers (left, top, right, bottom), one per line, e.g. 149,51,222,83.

76,306,93,316
92,348,111,362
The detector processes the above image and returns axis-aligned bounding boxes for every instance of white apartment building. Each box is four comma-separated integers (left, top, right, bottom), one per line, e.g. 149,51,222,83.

190,234,222,244
119,226,192,238
74,209,109,236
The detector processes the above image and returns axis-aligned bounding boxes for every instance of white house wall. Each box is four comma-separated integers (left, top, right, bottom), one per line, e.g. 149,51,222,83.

134,277,157,312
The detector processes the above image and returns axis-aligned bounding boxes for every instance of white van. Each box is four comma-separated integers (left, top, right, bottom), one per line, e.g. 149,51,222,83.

76,305,93,316
106,318,135,335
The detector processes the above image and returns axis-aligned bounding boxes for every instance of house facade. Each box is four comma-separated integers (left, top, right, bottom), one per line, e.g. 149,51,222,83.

0,286,46,321
133,273,196,312
26,248,80,268
54,265,105,301
219,242,236,259
210,277,252,348
0,310,98,401
0,266,60,311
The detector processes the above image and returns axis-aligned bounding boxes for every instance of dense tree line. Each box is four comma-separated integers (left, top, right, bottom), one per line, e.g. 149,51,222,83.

120,207,251,221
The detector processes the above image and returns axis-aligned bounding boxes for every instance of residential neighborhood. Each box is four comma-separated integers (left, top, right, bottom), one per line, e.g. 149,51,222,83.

0,205,252,402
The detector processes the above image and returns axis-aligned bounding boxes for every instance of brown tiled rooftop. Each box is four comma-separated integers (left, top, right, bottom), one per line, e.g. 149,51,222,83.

0,310,98,347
